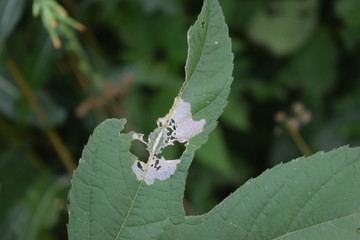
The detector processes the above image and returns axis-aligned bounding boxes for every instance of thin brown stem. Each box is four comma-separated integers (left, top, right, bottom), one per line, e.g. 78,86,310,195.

287,127,312,157
7,59,76,172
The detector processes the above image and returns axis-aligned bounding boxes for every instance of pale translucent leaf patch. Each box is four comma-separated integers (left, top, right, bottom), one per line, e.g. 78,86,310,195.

158,98,206,142
131,97,206,185
132,157,181,185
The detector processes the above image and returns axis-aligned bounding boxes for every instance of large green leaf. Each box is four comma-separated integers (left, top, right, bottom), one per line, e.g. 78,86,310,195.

68,0,233,238
168,146,360,239
68,0,360,239
69,115,360,239
69,117,360,239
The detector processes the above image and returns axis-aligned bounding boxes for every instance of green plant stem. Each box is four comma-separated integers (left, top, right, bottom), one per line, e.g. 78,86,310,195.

287,127,312,157
7,59,76,173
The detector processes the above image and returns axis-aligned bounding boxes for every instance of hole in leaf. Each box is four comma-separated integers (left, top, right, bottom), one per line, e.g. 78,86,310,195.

201,20,206,29
184,163,237,216
159,140,185,160
130,139,149,163
137,161,143,170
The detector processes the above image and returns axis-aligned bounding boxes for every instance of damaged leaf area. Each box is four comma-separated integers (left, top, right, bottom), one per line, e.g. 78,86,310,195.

131,98,206,185
132,157,181,185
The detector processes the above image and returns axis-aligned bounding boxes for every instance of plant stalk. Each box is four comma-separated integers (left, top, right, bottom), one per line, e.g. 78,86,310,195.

7,59,76,172
287,127,312,157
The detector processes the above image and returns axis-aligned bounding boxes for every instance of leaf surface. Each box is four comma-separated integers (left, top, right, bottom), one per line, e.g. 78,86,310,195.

170,146,360,239
68,0,233,239
69,118,360,240
68,0,360,239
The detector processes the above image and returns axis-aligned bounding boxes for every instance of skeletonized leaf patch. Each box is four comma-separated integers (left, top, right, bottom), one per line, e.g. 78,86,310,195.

131,97,206,185
158,98,206,142
132,157,181,185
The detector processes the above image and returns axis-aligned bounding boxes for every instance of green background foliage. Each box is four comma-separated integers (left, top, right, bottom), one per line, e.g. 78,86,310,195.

1,0,360,239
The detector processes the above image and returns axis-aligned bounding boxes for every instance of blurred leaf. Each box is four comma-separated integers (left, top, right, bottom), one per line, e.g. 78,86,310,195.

24,34,56,88
0,0,25,44
0,74,19,118
311,83,360,150
146,83,180,131
196,127,233,173
3,176,70,240
124,83,146,132
336,0,360,30
123,67,180,133
221,86,249,131
221,100,249,130
222,0,261,29
19,90,67,128
281,29,338,111
0,148,39,226
140,0,181,14
336,0,360,51
339,27,360,51
247,0,319,56
120,12,187,68
247,78,278,102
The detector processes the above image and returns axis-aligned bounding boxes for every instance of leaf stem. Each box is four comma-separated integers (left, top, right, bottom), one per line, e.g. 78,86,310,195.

6,59,76,173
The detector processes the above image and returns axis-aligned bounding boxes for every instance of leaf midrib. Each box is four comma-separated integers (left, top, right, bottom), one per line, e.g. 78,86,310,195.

112,4,211,239
115,180,144,240
178,1,210,99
